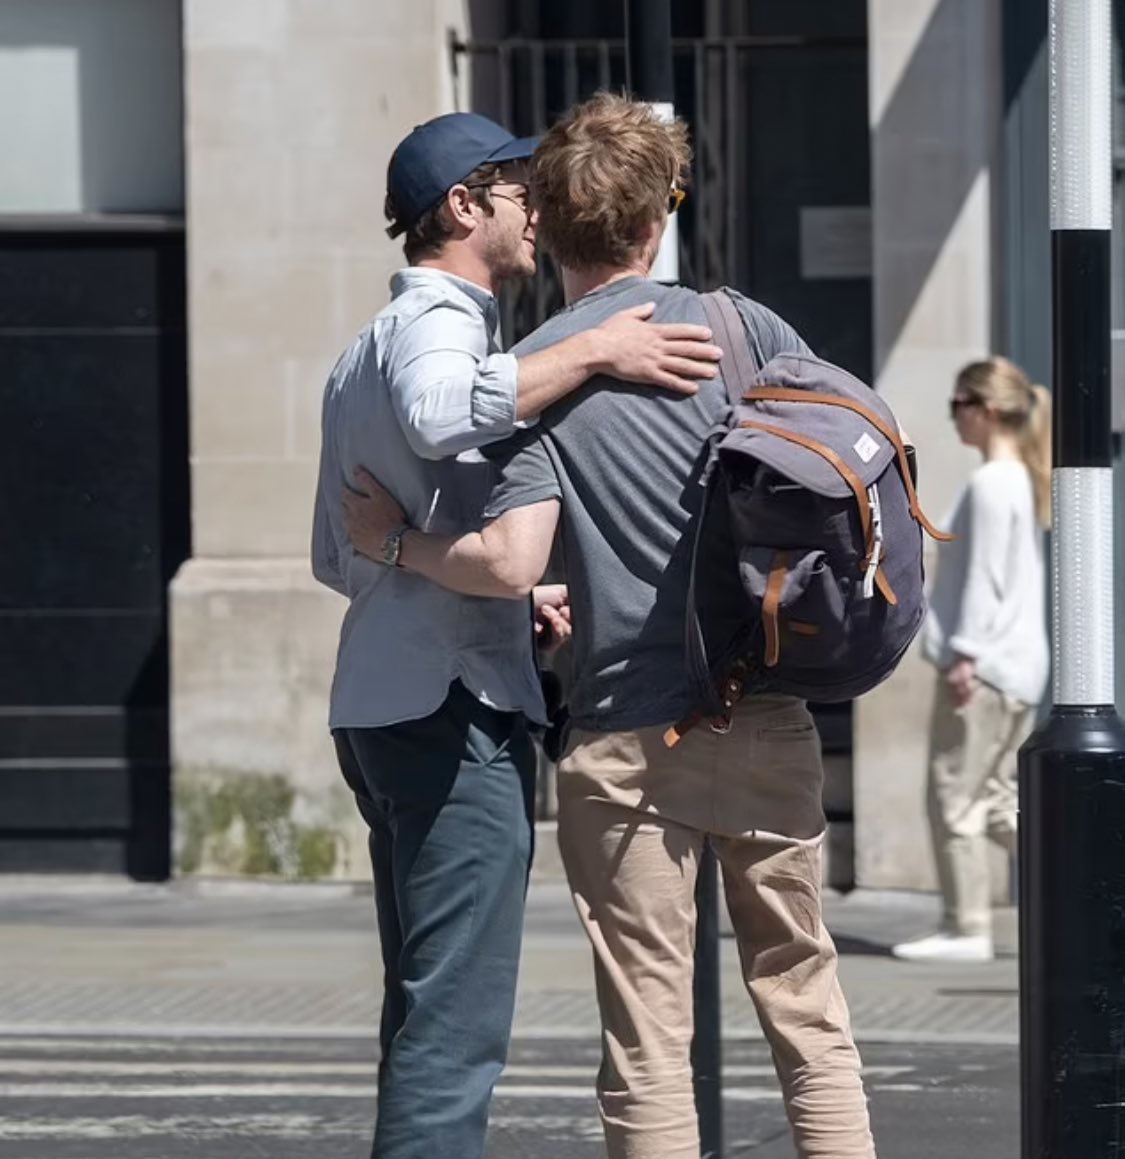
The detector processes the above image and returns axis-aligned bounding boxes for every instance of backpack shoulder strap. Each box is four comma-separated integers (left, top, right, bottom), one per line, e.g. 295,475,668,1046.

700,290,760,408
673,293,765,744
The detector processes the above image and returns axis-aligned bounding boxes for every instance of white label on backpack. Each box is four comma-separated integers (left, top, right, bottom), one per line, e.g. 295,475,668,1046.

854,432,880,463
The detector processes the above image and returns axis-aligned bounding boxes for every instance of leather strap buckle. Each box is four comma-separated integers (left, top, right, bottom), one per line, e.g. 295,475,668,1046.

664,667,747,748
708,672,745,735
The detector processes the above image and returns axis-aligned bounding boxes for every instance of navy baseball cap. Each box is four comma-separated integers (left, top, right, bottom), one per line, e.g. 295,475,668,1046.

386,112,539,238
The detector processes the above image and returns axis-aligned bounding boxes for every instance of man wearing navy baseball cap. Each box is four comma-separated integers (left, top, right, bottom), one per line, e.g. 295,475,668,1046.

383,112,540,240
311,109,721,1159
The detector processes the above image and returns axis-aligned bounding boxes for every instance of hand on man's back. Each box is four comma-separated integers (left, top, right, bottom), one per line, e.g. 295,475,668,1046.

594,302,723,396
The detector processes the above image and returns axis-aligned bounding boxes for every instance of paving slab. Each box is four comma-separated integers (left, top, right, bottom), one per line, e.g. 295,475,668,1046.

0,878,1017,1045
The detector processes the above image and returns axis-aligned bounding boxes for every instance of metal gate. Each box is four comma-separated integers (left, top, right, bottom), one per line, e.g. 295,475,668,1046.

448,33,868,355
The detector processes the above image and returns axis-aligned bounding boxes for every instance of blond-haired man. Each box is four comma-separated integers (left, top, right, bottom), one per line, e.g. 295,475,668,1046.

344,94,876,1159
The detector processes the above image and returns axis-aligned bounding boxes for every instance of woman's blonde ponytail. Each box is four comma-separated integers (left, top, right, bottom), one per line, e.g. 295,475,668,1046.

1020,383,1052,528
956,356,1052,528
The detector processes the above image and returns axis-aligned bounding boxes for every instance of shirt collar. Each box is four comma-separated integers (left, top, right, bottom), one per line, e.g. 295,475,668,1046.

390,266,499,326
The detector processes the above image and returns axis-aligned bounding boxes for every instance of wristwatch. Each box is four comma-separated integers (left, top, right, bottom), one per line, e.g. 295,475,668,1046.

380,525,409,568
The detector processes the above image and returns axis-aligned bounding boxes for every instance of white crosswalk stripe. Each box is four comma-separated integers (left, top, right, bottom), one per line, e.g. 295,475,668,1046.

0,1033,921,1155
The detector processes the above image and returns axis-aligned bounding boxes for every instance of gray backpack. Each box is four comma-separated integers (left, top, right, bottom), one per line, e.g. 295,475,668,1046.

671,290,951,742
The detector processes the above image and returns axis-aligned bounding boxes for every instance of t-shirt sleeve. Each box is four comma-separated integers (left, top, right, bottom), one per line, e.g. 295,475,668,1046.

481,427,563,520
727,292,814,363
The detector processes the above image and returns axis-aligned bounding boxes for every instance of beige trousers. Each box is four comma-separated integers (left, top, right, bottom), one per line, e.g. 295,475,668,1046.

557,696,875,1159
927,677,1034,937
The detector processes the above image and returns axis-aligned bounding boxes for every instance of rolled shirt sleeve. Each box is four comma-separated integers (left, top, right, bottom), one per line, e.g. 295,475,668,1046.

384,301,521,460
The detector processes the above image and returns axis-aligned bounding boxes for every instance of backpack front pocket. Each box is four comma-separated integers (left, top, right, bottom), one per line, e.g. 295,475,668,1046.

738,547,849,669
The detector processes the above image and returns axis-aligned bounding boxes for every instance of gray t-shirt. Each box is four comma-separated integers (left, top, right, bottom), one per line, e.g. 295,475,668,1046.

483,276,811,731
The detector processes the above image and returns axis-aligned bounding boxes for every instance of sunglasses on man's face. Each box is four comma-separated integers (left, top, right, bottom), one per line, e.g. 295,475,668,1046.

668,187,686,214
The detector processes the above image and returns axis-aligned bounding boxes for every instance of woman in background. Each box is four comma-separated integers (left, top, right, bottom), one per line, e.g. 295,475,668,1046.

894,356,1050,964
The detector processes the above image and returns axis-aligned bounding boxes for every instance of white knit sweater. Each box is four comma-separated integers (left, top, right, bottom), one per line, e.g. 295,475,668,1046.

921,458,1049,706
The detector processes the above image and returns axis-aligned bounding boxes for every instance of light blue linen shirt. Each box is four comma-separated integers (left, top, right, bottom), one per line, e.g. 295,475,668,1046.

311,267,546,729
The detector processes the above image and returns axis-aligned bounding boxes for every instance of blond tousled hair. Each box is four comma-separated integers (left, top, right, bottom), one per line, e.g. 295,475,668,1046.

956,356,1052,527
530,92,692,271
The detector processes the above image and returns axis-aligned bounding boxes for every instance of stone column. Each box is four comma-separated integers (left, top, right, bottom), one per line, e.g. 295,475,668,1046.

172,0,468,878
855,0,1002,890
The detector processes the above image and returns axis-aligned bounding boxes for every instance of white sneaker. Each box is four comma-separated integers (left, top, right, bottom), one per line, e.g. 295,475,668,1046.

891,932,993,963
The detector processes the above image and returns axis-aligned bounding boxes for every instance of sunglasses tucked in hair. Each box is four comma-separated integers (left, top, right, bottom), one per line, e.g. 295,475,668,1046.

530,93,693,271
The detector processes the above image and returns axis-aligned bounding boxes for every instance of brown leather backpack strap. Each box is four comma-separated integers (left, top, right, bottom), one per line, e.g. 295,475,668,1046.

664,711,703,748
762,552,788,667
746,386,955,542
875,565,898,606
738,418,875,565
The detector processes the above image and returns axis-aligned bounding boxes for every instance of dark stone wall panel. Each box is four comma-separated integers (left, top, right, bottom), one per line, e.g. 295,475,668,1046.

0,237,185,331
0,613,167,707
0,708,167,762
0,838,127,874
0,335,173,609
0,766,134,829
0,227,187,879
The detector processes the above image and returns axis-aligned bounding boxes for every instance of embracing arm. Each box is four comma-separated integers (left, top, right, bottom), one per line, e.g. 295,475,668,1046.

512,303,722,420
387,301,721,460
398,500,561,599
341,465,560,599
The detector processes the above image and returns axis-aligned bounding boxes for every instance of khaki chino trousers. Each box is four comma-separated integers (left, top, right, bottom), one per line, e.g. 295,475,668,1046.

927,677,1034,938
557,695,875,1159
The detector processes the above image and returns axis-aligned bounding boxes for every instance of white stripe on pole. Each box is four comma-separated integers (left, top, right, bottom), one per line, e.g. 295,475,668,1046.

1049,0,1112,230
649,102,681,284
1053,467,1115,704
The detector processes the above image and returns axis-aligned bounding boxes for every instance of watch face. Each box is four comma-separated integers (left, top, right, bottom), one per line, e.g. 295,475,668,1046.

382,529,402,567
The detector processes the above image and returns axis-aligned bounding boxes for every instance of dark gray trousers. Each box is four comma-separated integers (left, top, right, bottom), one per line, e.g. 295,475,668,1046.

333,680,536,1159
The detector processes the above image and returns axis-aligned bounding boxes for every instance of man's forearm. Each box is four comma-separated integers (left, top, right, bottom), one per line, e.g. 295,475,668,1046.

514,330,610,421
398,529,529,599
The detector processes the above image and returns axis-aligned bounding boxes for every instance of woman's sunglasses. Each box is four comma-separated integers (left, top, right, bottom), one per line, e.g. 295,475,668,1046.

948,396,980,419
668,187,686,214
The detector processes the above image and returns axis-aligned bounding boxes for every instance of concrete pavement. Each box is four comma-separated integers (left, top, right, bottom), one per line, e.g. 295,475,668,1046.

0,873,1018,1045
0,870,1019,1156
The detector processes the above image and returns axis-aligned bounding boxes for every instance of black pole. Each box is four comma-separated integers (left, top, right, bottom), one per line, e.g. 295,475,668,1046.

692,843,723,1159
1020,3,1125,1156
1020,712,1125,1157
